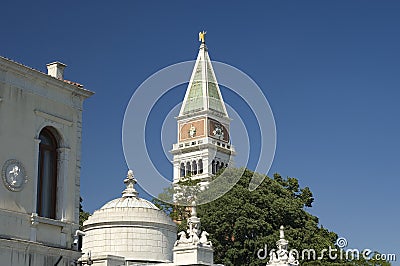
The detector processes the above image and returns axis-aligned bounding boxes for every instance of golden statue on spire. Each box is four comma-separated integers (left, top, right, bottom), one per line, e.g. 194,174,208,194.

199,31,206,43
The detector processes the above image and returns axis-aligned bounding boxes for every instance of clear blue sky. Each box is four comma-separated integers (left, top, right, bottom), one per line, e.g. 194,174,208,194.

2,0,399,263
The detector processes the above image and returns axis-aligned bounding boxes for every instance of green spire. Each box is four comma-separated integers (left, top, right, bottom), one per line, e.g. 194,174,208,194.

180,40,229,118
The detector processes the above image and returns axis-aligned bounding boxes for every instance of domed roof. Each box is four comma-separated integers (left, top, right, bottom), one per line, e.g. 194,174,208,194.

98,169,159,210
100,196,158,210
82,170,177,263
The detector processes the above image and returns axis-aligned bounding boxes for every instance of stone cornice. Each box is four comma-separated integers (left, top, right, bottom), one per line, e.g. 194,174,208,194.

0,56,94,99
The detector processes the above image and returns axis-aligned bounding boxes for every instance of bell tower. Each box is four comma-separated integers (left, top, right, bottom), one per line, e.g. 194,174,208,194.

171,32,235,186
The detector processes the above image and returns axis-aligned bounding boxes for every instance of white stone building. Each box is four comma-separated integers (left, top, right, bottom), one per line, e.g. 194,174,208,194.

80,170,177,265
79,170,215,266
0,57,93,265
0,32,299,266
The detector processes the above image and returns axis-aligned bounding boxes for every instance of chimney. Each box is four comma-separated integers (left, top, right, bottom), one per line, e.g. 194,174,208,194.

46,61,67,79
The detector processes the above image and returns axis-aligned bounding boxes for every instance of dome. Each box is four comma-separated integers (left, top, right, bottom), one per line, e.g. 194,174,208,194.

100,195,158,210
82,170,177,263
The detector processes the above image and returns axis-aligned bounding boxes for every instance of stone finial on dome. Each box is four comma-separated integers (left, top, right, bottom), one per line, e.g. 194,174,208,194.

122,170,138,198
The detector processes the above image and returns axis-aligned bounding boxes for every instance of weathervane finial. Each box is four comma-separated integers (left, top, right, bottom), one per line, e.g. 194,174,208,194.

199,31,206,43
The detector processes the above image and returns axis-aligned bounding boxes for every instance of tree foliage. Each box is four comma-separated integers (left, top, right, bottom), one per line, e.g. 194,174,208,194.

153,175,201,232
196,168,334,265
79,197,90,229
154,168,391,266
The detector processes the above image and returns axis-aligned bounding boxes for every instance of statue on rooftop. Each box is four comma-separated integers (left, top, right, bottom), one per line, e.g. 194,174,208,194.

267,226,299,266
174,200,212,247
199,31,206,43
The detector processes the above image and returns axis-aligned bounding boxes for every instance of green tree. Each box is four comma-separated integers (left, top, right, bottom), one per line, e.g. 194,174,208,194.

196,168,336,265
79,197,90,229
153,174,201,232
154,168,391,266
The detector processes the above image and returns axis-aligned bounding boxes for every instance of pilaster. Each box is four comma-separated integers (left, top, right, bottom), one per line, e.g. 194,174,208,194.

57,147,70,222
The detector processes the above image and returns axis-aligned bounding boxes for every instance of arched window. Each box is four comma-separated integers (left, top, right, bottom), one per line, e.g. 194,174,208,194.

186,162,191,176
198,159,203,174
192,160,197,175
212,160,216,174
180,163,185,177
221,162,225,168
216,161,220,172
37,127,58,219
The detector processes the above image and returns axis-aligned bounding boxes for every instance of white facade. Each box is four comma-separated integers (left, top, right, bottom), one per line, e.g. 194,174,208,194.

0,57,93,266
